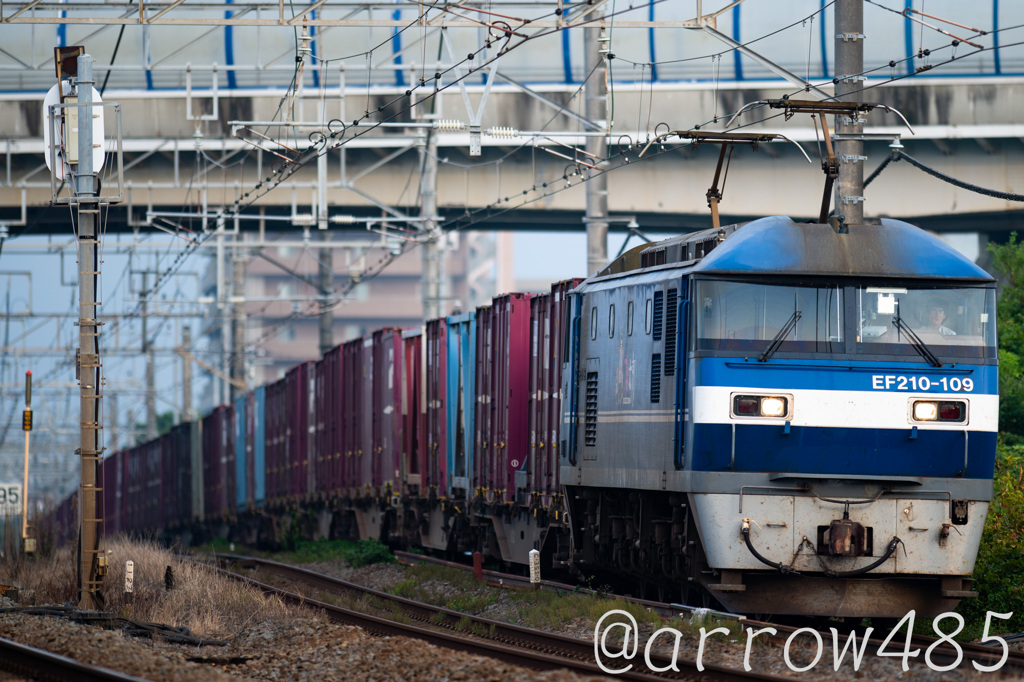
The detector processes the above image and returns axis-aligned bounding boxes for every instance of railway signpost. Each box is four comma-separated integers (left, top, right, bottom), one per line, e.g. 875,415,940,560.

21,370,33,553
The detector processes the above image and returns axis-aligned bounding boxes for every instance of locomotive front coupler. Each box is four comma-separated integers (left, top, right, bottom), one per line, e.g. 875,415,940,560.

826,505,867,558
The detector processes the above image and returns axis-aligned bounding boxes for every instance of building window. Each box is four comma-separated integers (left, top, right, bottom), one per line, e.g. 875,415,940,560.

279,326,296,342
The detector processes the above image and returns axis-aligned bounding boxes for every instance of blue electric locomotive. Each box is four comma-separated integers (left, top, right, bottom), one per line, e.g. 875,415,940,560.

560,215,997,618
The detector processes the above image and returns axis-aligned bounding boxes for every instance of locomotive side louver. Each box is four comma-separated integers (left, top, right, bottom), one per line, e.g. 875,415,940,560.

653,291,664,341
585,371,598,446
665,289,677,376
651,354,661,403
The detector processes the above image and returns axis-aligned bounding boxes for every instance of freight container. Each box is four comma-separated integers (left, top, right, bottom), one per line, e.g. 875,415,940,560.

341,338,364,494
252,386,266,506
445,313,476,497
425,319,447,495
372,329,403,494
163,422,193,528
235,394,247,511
284,363,310,501
264,377,286,505
474,293,531,498
316,345,344,498
201,404,236,519
100,450,124,537
527,279,582,498
401,328,425,495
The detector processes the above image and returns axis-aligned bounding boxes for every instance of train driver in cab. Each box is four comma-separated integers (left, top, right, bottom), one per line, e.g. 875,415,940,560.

919,301,956,335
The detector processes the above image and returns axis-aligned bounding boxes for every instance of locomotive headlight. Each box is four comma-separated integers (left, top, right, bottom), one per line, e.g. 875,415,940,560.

913,401,938,421
911,400,967,423
732,394,790,419
760,397,787,417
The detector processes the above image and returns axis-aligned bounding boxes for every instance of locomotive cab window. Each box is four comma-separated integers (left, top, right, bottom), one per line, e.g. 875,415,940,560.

591,306,598,340
857,286,996,360
609,304,615,338
695,280,843,355
627,301,634,336
644,298,653,334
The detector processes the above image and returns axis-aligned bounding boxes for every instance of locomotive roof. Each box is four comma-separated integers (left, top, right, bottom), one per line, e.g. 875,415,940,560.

689,216,994,281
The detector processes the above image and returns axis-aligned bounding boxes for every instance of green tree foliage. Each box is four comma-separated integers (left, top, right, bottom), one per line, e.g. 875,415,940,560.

989,234,1024,439
133,411,176,444
959,236,1024,635
957,442,1024,635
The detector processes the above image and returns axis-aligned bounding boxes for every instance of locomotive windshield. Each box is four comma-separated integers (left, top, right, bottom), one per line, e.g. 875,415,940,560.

693,279,996,361
695,281,843,353
856,286,996,360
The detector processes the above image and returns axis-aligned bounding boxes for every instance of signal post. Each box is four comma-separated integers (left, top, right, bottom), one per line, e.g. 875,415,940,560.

22,371,33,553
47,47,124,609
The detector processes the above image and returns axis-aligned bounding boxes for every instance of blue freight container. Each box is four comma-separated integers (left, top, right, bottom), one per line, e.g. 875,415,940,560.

446,312,476,497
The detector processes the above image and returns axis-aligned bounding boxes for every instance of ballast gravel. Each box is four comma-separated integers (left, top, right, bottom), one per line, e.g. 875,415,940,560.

0,562,1017,681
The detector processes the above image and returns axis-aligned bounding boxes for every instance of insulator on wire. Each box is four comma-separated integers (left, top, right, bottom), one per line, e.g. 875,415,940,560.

487,127,519,139
434,120,466,131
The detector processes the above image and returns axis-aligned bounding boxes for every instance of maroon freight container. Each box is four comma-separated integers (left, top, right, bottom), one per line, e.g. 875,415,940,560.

528,279,583,498
283,364,308,501
359,337,374,493
341,338,364,494
168,422,194,528
401,329,425,496
425,320,447,494
202,404,236,519
371,329,403,493
316,345,344,498
265,377,287,505
55,492,78,547
124,439,160,533
101,450,124,537
474,293,531,499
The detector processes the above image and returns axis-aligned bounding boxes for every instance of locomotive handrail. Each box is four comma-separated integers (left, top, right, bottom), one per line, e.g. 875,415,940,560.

768,472,924,485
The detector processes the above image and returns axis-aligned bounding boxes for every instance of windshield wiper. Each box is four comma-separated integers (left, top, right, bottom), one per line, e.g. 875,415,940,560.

759,310,802,362
892,314,942,367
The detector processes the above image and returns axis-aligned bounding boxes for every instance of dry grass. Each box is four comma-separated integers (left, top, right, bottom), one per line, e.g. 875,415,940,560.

1,535,316,639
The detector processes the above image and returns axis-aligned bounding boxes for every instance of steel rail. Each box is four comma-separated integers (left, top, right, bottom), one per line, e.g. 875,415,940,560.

212,554,789,682
761,618,1024,674
391,549,740,622
0,635,150,682
391,550,1024,674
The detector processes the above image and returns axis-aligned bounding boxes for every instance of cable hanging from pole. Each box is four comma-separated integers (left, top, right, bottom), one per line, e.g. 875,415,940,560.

893,150,1024,202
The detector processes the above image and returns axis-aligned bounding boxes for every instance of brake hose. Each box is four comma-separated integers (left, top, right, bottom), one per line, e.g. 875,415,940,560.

741,520,903,578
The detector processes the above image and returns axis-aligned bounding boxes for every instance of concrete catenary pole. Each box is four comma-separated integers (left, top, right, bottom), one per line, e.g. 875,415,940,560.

420,127,441,320
142,270,157,440
584,17,609,275
73,53,104,610
835,0,866,225
182,325,193,421
318,150,333,355
232,241,247,400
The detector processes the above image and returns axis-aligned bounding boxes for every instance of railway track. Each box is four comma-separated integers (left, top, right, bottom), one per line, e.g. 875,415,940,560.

212,554,791,682
0,635,149,682
393,549,1024,675
762,616,1024,675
